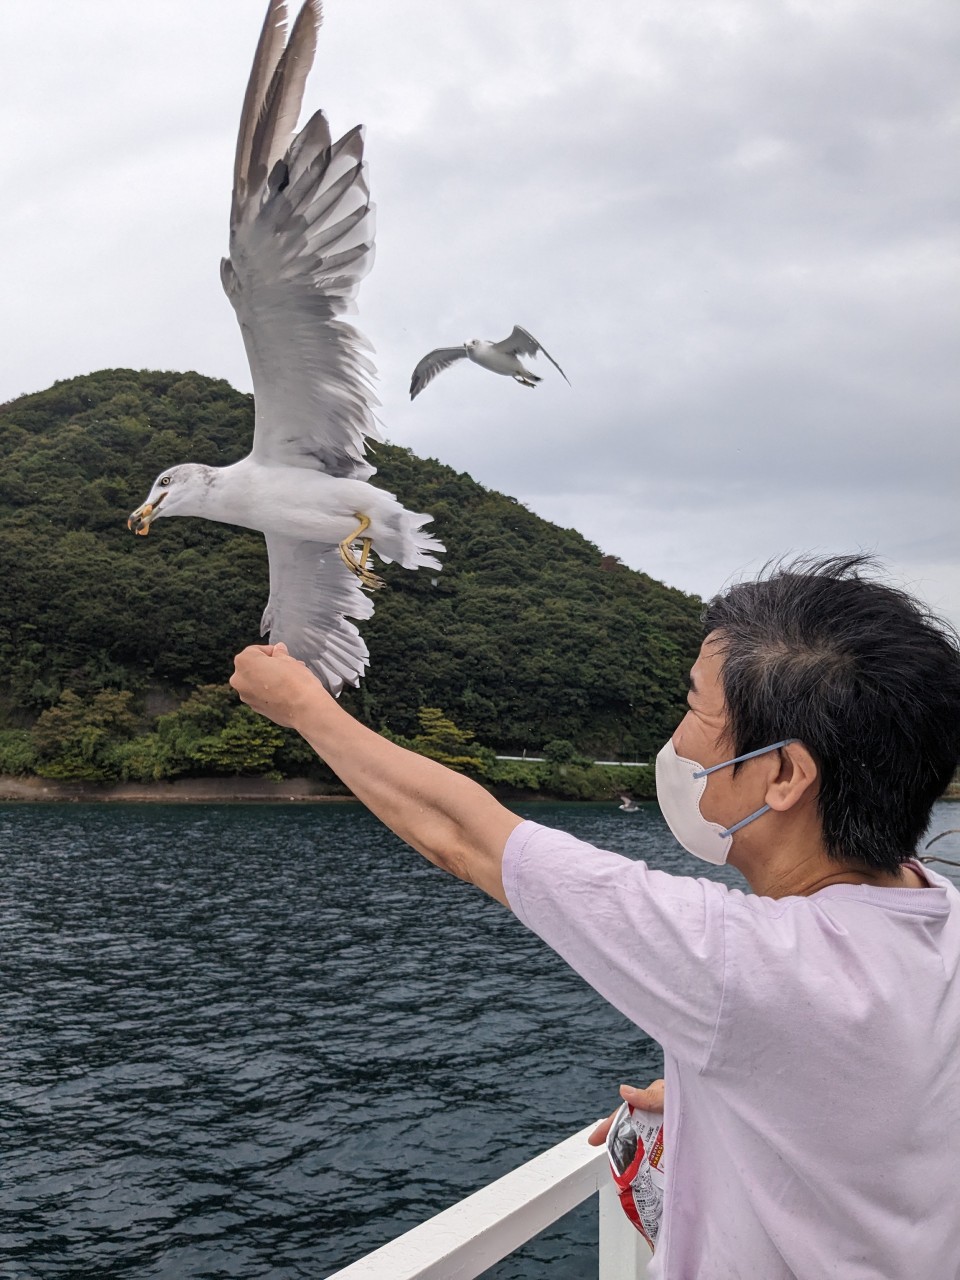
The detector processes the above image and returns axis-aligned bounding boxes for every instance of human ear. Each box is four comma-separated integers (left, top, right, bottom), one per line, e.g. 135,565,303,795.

764,741,819,813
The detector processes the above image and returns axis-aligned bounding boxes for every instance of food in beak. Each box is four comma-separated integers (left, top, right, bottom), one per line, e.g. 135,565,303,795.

127,503,154,536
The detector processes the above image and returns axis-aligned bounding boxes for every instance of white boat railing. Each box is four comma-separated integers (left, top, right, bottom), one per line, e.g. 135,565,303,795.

324,1121,653,1280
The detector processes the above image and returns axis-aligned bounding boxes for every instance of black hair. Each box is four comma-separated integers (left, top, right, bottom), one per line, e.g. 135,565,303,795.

702,555,960,874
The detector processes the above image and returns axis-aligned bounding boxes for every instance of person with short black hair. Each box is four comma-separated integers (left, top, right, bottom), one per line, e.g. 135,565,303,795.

231,554,960,1279
702,553,960,875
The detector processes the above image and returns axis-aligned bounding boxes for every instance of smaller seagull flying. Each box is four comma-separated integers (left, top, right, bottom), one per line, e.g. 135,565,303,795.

618,794,640,812
410,325,569,400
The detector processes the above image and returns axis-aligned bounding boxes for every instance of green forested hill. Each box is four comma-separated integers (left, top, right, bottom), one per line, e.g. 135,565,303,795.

0,368,703,768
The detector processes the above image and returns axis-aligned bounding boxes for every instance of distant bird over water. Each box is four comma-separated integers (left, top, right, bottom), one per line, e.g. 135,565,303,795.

618,794,640,812
409,325,570,400
127,0,442,696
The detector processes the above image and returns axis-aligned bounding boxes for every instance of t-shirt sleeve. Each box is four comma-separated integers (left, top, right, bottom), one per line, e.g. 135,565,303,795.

503,820,728,1070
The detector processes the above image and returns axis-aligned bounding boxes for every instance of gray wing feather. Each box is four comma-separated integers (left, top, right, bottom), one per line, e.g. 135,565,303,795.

233,0,319,221
492,325,570,384
232,0,288,216
409,347,469,400
223,1,380,480
261,534,375,697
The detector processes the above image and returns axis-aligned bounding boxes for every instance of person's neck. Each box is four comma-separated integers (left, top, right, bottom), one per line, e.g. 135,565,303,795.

731,816,923,898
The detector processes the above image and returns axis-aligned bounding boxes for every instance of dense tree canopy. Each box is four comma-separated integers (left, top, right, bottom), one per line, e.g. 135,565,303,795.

0,369,704,765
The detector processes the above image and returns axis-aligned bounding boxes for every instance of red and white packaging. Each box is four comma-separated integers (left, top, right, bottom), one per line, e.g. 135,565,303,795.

605,1101,667,1250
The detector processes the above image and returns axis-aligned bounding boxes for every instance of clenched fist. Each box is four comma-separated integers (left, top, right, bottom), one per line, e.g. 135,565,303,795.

230,642,330,730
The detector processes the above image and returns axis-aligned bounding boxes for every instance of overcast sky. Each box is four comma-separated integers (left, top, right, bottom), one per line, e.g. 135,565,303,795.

2,0,958,627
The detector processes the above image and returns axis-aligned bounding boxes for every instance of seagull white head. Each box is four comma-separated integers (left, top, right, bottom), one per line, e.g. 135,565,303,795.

127,464,217,535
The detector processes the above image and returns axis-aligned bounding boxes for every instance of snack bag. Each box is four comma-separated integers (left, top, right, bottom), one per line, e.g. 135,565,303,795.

605,1100,667,1250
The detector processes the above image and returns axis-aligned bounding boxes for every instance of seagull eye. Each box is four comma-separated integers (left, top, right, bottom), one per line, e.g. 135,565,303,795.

159,476,172,486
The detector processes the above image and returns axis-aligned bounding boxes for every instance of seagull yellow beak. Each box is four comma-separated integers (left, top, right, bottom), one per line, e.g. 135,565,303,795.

127,502,155,536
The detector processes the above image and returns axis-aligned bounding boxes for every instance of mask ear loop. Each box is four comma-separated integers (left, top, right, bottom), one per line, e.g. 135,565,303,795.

692,738,797,779
694,740,797,839
719,805,770,838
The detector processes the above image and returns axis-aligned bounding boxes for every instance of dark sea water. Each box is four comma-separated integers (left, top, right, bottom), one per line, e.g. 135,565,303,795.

3,799,959,1279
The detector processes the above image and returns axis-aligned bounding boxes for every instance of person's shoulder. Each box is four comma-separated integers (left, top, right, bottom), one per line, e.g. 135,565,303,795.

507,819,736,905
914,863,960,897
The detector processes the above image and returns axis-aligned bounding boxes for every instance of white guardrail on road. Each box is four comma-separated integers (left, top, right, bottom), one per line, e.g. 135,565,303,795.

494,756,650,767
324,1122,652,1280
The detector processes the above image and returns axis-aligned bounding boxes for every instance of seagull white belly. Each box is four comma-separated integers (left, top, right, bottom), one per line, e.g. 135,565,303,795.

210,461,409,550
468,345,524,377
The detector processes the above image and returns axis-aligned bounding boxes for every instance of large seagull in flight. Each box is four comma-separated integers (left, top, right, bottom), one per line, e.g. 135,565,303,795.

127,0,443,695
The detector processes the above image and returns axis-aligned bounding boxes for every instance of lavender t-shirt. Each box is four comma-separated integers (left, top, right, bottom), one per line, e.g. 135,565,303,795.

503,821,960,1280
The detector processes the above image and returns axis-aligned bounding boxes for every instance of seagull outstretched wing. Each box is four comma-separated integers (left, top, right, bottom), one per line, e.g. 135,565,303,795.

409,346,469,400
221,0,380,481
261,534,374,695
493,325,570,385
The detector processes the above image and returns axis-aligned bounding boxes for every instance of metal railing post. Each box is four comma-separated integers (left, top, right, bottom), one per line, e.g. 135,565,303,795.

597,1179,653,1279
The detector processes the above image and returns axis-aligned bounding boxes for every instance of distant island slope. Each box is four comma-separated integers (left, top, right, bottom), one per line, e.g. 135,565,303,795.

0,369,703,799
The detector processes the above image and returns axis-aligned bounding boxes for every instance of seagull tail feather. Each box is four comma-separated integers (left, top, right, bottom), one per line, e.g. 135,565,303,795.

374,508,445,573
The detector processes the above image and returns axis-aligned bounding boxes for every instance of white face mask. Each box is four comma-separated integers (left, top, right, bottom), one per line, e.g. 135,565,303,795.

654,737,795,865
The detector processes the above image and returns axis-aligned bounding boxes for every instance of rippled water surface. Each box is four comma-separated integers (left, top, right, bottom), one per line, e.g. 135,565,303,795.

4,799,959,1278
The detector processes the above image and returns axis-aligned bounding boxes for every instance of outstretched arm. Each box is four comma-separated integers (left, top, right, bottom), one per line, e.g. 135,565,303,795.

230,643,523,904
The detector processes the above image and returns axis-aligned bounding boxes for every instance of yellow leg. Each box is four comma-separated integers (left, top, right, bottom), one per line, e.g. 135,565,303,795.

338,515,384,589
345,513,371,543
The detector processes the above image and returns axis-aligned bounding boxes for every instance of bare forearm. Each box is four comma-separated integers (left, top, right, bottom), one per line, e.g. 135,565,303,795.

294,692,521,904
